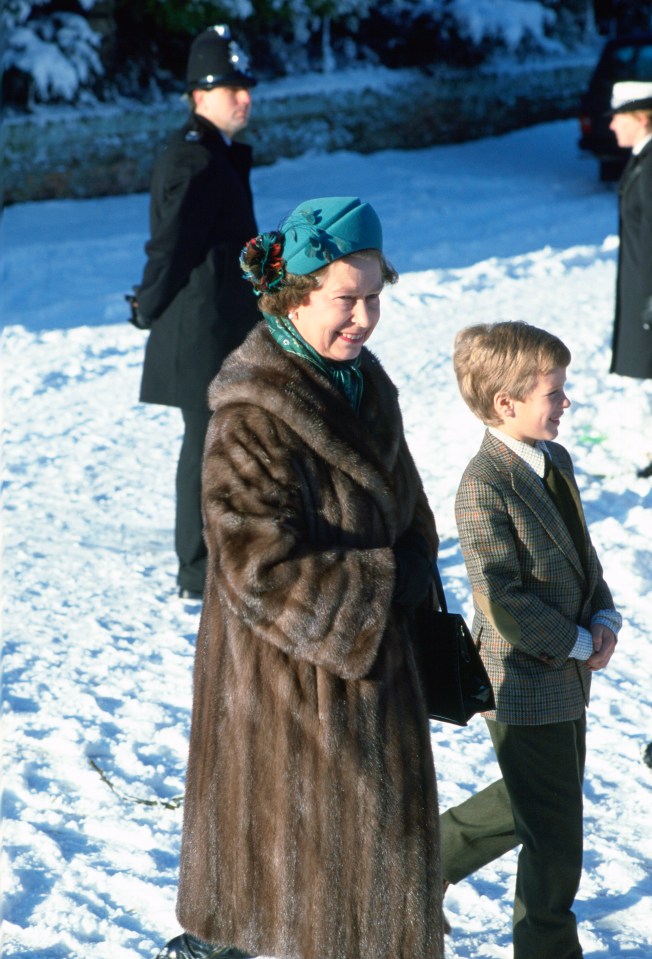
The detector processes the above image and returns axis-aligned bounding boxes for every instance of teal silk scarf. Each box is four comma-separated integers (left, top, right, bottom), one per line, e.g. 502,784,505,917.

265,313,363,413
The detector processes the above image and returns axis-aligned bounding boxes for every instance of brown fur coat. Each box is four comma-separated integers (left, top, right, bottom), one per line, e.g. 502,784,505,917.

176,322,444,959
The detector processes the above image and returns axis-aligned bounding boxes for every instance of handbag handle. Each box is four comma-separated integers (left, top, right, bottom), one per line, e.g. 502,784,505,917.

431,563,448,614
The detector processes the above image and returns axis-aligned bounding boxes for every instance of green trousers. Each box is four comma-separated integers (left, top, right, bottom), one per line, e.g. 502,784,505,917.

440,715,586,959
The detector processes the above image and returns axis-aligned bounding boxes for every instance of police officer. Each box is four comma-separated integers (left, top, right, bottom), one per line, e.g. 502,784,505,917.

132,25,259,600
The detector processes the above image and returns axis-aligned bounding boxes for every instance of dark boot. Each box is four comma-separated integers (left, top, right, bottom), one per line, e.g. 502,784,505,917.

154,933,253,959
636,460,652,478
644,742,652,769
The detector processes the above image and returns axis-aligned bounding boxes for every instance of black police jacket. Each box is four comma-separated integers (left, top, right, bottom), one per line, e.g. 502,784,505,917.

137,113,259,409
611,138,652,380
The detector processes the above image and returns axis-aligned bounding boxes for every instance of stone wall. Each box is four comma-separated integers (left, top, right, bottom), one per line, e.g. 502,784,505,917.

2,58,593,205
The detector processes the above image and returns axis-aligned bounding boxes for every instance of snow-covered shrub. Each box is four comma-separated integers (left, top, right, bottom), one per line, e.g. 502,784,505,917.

337,0,579,73
450,0,563,56
1,0,604,108
2,1,104,106
126,0,255,35
245,0,376,74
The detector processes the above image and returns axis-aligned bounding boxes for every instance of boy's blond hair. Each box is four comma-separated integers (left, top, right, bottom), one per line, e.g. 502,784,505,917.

453,321,571,425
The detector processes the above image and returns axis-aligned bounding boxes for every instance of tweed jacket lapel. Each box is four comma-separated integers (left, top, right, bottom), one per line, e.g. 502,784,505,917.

483,432,586,582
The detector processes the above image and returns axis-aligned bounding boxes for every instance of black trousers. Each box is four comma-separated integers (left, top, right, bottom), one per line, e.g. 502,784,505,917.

175,407,212,593
440,715,587,959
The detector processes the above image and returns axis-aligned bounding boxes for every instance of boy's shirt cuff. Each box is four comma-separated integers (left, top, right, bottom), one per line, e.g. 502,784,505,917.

570,627,594,661
571,610,622,661
591,609,623,636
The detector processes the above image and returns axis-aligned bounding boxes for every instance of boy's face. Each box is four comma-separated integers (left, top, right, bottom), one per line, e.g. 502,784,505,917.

495,367,570,446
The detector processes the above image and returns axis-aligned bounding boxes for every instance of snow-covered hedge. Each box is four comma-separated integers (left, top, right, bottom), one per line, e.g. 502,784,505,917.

1,0,594,107
452,0,557,51
2,1,105,105
3,57,595,204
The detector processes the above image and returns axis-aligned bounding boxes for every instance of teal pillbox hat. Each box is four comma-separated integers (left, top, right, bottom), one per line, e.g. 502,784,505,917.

281,196,383,276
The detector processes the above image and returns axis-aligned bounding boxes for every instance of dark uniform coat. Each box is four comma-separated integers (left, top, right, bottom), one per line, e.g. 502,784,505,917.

176,323,444,959
138,113,259,410
455,431,617,725
611,138,652,379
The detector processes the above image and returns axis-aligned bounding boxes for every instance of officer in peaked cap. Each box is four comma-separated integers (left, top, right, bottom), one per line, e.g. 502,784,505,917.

608,80,652,479
130,25,260,623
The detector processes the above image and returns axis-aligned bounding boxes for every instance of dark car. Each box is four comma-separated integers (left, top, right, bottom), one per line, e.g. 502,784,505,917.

579,32,652,180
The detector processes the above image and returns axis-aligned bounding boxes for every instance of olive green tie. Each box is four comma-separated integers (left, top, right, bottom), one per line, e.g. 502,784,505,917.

543,454,586,565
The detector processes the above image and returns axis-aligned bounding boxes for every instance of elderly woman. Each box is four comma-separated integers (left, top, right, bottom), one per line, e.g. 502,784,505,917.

158,197,444,959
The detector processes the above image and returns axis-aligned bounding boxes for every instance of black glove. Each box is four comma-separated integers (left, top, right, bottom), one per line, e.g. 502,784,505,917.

642,297,652,332
125,286,152,330
392,529,433,608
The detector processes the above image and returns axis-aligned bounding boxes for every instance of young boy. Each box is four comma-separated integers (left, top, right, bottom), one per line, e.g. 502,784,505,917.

440,321,621,959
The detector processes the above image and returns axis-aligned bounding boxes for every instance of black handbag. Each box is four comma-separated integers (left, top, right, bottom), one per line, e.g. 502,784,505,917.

416,565,495,726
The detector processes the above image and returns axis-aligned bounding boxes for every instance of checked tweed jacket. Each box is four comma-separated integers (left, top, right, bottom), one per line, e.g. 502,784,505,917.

455,430,616,725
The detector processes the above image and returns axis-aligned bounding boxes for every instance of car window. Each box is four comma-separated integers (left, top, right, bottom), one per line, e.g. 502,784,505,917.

605,44,652,81
636,45,652,77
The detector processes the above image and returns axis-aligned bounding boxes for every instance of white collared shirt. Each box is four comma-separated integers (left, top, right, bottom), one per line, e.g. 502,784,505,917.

488,426,548,477
633,132,652,155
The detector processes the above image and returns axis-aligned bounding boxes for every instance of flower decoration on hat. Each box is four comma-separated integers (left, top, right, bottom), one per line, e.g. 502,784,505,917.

240,231,286,295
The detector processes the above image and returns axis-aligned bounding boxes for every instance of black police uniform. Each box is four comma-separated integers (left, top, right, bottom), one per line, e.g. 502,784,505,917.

611,137,652,380
136,111,258,595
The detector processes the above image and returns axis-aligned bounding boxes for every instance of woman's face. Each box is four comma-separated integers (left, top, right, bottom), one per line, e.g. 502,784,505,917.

610,110,652,148
291,255,383,361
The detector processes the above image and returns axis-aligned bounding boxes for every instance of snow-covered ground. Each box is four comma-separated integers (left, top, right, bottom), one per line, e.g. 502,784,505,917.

2,118,652,959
